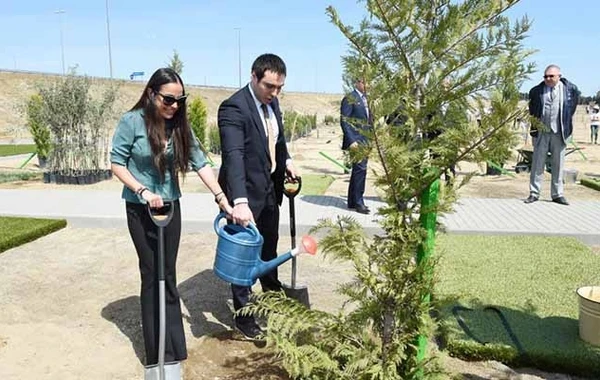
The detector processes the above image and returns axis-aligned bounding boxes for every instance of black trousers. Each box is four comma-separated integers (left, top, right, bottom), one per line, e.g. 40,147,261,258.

347,157,368,208
126,200,187,365
232,192,282,326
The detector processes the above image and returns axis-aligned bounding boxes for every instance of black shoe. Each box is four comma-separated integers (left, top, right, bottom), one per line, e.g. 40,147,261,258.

552,196,569,206
355,205,370,214
235,321,264,341
524,195,539,204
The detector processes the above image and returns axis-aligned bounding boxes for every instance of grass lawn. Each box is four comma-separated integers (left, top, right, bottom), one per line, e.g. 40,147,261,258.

0,144,36,157
435,235,600,378
298,174,335,195
0,171,42,183
0,216,67,253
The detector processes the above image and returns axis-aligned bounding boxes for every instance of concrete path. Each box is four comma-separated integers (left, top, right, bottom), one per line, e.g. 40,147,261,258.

1,189,598,244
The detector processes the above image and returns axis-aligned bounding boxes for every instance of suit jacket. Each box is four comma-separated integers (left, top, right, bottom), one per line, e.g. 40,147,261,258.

340,90,371,150
528,78,579,141
217,85,289,216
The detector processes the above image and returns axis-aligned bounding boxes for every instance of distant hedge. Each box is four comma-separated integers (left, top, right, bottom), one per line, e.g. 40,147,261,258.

0,217,67,253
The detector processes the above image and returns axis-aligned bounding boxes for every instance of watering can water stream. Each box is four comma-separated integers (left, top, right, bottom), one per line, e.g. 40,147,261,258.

213,213,317,286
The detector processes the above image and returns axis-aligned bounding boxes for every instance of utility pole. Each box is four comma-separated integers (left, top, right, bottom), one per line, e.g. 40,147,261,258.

54,9,66,74
105,0,113,78
234,27,241,88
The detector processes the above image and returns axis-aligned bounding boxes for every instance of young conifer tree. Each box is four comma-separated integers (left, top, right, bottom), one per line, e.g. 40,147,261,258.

244,1,534,378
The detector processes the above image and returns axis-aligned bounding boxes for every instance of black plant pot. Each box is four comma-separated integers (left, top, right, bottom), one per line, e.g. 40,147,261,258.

43,172,50,183
49,173,56,184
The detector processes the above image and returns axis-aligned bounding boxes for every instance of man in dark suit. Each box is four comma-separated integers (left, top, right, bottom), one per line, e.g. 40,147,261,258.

218,53,297,340
525,64,579,206
340,79,371,214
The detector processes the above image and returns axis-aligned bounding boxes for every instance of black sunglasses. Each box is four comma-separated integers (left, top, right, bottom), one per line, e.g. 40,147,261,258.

156,92,187,106
543,74,558,79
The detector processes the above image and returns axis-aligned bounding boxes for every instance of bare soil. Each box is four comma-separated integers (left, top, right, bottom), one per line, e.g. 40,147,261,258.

0,83,598,379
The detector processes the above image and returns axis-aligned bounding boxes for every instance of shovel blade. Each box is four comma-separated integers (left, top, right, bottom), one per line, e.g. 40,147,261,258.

145,361,181,380
282,283,310,308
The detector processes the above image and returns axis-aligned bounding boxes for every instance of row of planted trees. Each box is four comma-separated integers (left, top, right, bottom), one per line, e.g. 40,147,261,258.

26,74,323,181
26,71,117,184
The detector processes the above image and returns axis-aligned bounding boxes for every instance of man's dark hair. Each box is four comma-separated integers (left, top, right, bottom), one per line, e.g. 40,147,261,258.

251,54,286,81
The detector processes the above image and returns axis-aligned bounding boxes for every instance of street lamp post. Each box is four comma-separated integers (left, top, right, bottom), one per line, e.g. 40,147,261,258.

105,0,113,78
54,9,66,75
234,27,241,88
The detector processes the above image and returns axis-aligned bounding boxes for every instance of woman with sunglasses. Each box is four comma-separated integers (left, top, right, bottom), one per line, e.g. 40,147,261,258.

110,67,232,371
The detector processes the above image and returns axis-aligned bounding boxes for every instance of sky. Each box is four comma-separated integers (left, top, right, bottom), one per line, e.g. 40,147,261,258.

1,0,598,95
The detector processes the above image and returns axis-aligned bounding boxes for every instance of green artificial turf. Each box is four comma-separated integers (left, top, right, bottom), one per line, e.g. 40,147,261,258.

580,177,600,192
0,144,36,157
0,216,67,253
435,234,600,377
297,174,335,195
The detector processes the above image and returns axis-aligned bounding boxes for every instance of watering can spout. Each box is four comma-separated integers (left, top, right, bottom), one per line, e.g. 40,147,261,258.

251,235,318,280
252,252,293,280
213,212,317,286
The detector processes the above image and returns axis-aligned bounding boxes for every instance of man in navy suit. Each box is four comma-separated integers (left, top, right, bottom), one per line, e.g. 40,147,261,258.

340,78,371,214
218,53,297,340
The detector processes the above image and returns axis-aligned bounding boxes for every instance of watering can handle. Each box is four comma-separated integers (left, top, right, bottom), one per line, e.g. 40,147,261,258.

283,176,302,198
213,212,260,237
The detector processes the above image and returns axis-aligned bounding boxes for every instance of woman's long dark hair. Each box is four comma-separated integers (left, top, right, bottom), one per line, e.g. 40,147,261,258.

131,68,191,182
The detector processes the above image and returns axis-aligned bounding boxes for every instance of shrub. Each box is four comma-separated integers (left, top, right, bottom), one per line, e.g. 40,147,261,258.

188,97,208,147
25,94,52,160
207,124,221,155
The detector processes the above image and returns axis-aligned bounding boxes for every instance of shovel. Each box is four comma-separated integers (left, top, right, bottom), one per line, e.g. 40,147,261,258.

145,201,181,380
282,176,310,308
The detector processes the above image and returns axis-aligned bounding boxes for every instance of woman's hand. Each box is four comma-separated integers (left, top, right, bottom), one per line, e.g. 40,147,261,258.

217,197,234,218
142,191,164,208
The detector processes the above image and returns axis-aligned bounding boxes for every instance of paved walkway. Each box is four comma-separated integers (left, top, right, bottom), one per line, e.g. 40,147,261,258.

1,189,599,245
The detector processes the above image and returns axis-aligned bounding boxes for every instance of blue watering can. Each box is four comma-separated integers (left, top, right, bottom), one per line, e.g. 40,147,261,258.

213,213,317,286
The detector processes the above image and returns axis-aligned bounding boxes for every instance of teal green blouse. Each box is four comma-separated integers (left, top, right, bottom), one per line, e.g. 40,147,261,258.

110,109,207,203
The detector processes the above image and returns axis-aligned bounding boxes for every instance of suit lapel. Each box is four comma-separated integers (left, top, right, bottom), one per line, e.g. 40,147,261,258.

243,86,269,155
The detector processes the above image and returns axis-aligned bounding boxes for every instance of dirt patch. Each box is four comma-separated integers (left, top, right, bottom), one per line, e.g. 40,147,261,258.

185,334,289,380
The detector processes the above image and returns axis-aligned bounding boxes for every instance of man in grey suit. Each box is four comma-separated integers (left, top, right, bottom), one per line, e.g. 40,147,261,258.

525,64,579,206
340,79,372,214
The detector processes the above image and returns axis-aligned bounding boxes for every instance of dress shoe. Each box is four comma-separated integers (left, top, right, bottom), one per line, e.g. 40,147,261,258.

355,205,370,214
524,195,538,204
235,320,264,341
552,196,569,206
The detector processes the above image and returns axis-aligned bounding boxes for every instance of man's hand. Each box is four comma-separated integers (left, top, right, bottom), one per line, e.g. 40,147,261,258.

349,141,359,150
286,162,299,180
232,203,254,227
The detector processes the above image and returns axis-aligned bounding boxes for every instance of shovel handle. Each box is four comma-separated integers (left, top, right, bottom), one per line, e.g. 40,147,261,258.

147,201,174,227
283,176,302,198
